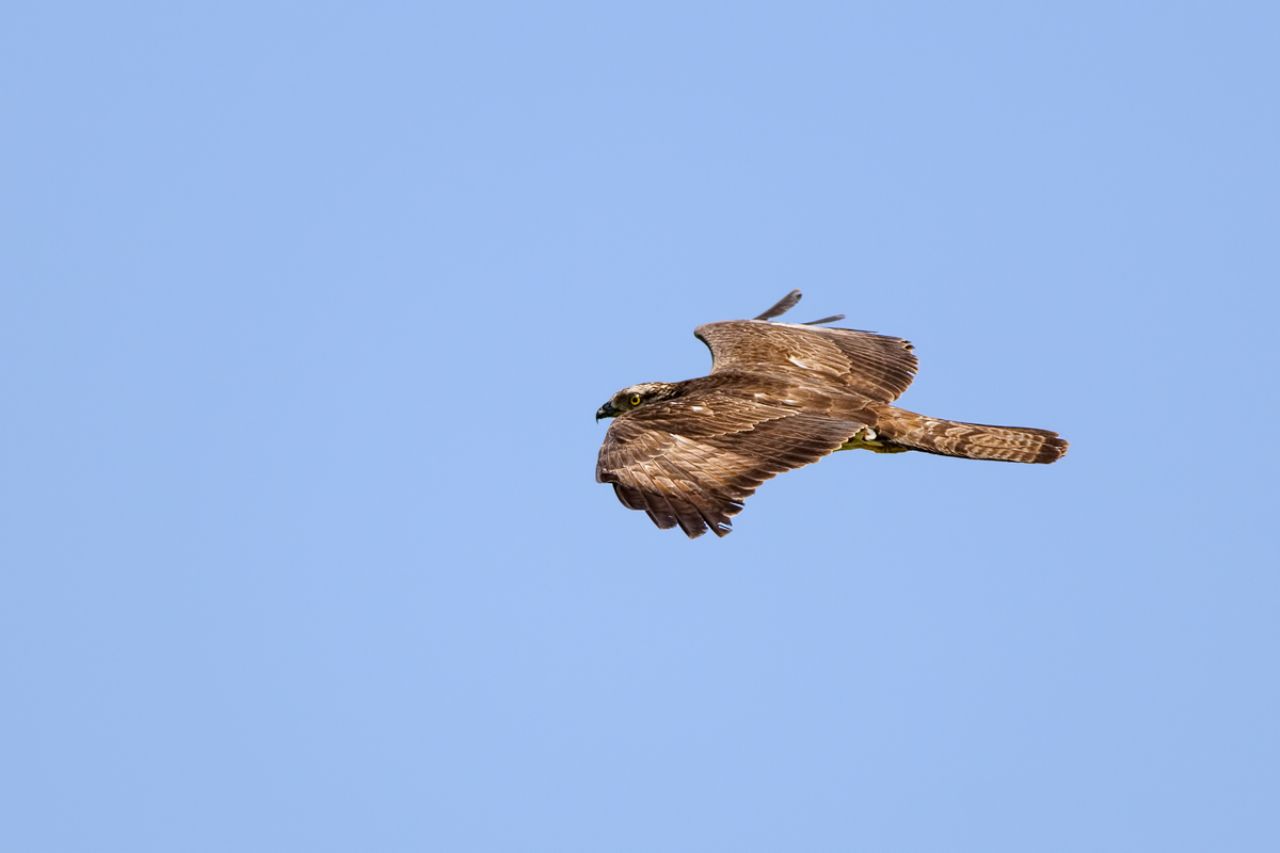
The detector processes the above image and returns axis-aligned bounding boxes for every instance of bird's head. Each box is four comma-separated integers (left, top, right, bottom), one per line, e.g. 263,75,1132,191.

596,382,680,421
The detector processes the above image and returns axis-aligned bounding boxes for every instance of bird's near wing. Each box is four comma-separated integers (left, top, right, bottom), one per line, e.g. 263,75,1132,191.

695,320,918,403
596,392,866,538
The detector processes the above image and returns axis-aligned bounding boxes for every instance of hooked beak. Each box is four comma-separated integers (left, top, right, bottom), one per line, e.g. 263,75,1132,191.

596,401,618,421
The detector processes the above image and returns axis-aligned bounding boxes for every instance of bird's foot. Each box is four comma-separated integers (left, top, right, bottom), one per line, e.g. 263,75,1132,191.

840,427,910,454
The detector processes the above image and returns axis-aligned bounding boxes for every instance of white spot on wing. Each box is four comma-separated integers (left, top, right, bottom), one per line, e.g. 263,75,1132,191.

787,354,812,369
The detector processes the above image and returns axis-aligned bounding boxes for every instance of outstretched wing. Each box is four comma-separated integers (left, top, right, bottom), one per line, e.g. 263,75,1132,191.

596,392,866,538
695,320,918,403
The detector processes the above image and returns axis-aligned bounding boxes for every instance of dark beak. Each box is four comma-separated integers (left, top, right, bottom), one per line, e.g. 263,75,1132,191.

596,401,618,421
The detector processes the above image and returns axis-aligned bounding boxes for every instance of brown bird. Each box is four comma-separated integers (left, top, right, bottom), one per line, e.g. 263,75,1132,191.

595,290,1067,538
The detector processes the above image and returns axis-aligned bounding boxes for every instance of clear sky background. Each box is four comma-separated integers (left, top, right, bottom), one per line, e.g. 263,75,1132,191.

3,2,1278,851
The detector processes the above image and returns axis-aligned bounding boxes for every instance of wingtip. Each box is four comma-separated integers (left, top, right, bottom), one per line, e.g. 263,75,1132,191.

754,290,803,321
801,313,845,326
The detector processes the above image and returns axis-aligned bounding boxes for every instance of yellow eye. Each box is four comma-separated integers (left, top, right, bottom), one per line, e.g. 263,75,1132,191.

629,394,642,406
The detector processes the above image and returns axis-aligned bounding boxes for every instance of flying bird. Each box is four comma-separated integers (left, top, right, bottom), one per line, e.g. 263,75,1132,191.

595,290,1067,538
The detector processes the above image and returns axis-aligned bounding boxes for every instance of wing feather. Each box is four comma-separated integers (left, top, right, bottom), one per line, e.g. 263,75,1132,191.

695,320,918,402
596,393,867,537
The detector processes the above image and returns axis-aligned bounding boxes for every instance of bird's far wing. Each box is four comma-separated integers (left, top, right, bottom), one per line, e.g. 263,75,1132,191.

596,392,866,538
695,320,919,403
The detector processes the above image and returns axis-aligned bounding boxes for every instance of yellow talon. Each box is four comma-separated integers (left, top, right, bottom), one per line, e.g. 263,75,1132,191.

840,429,910,454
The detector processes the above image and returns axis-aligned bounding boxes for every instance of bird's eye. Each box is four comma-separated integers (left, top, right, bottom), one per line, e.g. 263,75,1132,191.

629,394,642,406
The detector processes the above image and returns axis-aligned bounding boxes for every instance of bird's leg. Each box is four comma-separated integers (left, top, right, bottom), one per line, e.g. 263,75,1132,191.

840,426,910,454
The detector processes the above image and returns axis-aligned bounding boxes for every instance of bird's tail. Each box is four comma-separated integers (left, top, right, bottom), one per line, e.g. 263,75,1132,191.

873,406,1068,464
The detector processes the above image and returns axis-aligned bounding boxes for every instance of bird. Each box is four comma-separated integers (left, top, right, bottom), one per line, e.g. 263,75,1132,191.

595,290,1067,538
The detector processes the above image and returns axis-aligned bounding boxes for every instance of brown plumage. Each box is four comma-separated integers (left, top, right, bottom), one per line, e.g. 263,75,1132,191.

595,291,1068,538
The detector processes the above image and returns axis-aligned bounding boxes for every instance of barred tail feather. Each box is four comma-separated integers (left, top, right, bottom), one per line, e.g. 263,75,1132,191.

875,407,1068,464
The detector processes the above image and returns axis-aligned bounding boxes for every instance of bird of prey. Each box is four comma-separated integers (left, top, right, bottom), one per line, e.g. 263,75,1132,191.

595,290,1067,538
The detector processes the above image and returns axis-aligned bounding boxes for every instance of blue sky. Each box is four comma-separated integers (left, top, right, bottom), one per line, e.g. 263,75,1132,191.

3,2,1278,851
